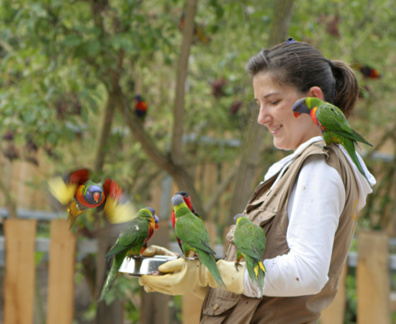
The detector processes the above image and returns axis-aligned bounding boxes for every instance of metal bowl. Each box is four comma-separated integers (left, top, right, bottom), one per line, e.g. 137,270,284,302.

118,255,177,277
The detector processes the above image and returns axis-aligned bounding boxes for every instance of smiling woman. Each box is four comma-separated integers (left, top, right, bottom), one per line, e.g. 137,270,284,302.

253,73,322,150
138,40,376,324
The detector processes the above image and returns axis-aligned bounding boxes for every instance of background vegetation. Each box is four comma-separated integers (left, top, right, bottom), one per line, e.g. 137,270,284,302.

0,0,395,323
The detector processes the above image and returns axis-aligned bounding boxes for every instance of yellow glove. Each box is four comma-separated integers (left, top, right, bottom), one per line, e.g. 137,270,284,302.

142,245,178,257
138,257,246,300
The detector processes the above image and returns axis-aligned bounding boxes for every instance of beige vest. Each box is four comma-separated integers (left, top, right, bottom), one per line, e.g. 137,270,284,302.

201,142,360,324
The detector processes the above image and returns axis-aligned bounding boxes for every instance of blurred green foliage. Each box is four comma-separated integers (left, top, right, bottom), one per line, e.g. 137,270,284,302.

1,0,396,322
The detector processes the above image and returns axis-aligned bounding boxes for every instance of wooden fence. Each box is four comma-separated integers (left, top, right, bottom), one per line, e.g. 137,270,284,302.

1,217,394,324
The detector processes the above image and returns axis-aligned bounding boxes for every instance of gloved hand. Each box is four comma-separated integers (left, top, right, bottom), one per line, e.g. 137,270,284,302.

138,257,246,300
142,245,178,257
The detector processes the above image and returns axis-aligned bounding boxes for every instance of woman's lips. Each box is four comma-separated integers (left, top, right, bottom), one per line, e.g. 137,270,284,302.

269,125,282,134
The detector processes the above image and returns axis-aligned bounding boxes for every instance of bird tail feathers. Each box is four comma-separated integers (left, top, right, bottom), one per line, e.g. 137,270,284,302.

197,250,226,289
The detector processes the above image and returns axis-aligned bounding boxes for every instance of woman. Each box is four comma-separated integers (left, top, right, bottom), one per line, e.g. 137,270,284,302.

139,40,375,323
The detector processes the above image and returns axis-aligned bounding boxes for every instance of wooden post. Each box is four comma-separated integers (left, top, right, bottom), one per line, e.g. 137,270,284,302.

320,262,348,324
182,221,216,324
46,219,77,324
357,231,390,324
3,219,37,324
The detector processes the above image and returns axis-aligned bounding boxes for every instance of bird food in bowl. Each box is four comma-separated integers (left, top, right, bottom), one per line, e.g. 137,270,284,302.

118,255,177,277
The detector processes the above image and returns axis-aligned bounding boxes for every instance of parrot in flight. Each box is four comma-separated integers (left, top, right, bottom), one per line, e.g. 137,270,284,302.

171,193,226,289
170,191,200,253
234,215,266,292
292,97,373,186
98,207,159,302
48,168,136,228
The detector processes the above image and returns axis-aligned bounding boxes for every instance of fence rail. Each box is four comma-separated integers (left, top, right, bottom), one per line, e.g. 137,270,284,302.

0,217,394,324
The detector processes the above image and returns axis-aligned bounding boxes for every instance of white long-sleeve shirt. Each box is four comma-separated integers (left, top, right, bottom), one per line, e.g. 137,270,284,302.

243,136,375,298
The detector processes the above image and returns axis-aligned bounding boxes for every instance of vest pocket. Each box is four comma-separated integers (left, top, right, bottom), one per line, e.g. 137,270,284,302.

202,288,241,317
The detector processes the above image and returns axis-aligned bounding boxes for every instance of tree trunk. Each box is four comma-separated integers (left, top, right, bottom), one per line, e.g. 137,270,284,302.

171,0,197,166
227,0,295,225
117,0,205,216
94,87,124,324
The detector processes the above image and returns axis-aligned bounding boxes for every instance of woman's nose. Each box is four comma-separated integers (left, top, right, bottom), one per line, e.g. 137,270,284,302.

257,106,271,125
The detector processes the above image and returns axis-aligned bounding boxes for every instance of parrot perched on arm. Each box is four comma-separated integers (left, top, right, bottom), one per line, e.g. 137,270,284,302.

171,193,226,289
48,168,136,228
98,207,159,302
234,215,266,292
292,97,373,187
171,191,200,253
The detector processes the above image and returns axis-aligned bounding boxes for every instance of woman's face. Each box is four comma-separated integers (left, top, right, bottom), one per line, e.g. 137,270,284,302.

253,72,322,151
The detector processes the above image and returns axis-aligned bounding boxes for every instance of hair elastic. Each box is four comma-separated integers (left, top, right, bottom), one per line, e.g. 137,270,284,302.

327,59,335,70
286,37,296,43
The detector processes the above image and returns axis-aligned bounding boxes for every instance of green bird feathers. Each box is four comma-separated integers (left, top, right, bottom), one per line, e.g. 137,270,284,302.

98,207,159,302
171,193,226,289
234,215,266,292
293,97,372,186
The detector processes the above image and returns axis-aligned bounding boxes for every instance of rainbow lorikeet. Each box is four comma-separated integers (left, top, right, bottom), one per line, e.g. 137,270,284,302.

98,207,159,302
292,97,373,186
234,215,266,292
352,63,382,79
171,193,225,289
48,168,135,228
171,191,200,253
134,94,148,121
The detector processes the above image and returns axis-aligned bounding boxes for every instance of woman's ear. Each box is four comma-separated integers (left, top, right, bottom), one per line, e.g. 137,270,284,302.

308,86,324,100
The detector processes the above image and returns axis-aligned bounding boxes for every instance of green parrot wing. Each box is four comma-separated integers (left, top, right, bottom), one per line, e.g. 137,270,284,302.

105,216,150,258
316,104,372,146
234,219,266,261
175,209,214,254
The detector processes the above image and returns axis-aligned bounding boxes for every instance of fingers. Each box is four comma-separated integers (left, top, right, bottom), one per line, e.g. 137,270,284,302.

141,245,158,257
158,258,185,273
142,245,178,257
139,275,174,295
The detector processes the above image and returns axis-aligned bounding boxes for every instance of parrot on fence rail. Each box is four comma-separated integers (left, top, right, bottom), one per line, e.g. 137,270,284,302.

292,97,373,187
98,207,159,302
48,168,135,228
234,215,266,292
171,193,226,289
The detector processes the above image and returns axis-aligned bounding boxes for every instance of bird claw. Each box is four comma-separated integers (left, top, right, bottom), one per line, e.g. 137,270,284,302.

234,262,242,272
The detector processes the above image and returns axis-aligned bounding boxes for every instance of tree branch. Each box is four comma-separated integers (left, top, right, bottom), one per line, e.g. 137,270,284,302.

171,0,197,166
227,0,295,225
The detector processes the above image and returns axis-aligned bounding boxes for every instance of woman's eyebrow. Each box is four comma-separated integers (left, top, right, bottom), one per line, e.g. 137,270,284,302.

264,92,280,98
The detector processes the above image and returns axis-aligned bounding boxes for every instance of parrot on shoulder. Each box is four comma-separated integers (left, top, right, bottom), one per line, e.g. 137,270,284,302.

292,97,373,186
98,207,159,302
170,191,200,253
171,193,226,289
234,215,266,292
48,168,136,228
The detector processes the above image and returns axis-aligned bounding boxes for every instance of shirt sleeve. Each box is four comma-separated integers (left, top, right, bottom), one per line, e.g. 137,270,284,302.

243,154,346,298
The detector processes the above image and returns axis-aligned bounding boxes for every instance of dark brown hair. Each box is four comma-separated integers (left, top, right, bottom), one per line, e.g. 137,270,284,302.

245,41,359,117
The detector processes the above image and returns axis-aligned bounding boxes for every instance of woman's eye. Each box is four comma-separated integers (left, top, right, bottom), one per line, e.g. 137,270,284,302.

271,100,280,105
